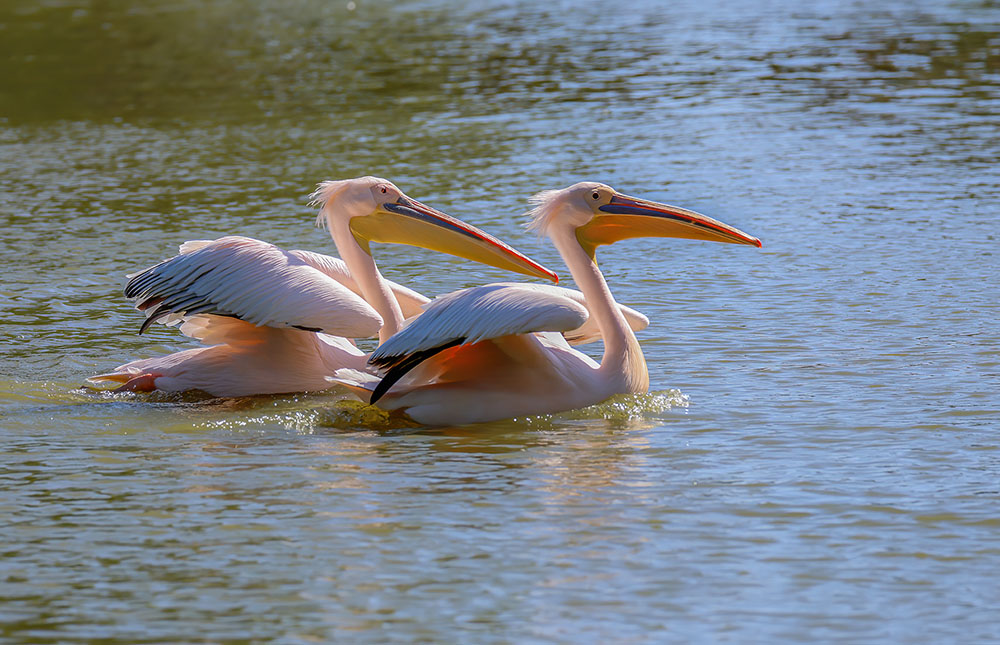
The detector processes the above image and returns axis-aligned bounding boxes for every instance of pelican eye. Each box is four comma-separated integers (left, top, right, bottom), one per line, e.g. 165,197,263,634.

592,192,600,200
380,187,387,194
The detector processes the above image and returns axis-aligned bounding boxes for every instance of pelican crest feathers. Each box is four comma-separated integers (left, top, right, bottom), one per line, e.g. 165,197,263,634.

525,181,611,236
524,188,566,236
309,176,384,230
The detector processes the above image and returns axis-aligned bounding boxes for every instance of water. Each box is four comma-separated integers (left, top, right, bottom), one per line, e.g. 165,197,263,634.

2,0,999,641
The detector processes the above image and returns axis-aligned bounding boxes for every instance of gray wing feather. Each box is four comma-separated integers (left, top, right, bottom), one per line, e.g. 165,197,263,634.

371,283,589,362
487,282,648,345
289,249,430,319
124,236,382,338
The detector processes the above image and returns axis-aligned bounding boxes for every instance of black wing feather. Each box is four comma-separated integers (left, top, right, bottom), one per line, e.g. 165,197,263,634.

368,338,464,404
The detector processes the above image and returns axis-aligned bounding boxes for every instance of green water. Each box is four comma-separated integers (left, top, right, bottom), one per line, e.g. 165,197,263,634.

2,0,999,642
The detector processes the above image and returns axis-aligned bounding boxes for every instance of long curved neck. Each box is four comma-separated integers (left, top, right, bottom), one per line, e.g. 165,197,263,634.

550,228,649,393
327,214,405,343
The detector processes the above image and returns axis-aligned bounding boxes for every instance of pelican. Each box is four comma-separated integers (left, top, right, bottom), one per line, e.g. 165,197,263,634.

332,182,761,425
90,176,558,396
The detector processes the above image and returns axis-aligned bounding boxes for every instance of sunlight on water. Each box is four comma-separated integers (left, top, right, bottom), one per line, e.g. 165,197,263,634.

0,379,93,406
193,397,424,435
307,389,690,432
42,389,691,435
2,0,999,641
559,389,689,420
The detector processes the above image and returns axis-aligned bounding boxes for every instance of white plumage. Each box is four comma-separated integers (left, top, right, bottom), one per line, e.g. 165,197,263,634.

288,249,430,319
92,176,558,397
375,284,589,357
106,324,367,398
338,181,761,425
481,282,649,345
125,236,383,337
93,236,388,396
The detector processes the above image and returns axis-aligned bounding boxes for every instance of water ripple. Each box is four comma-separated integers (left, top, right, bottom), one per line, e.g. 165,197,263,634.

2,0,1000,641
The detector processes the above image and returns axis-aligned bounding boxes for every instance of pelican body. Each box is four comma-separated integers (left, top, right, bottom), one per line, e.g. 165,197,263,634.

91,177,556,397
335,182,761,425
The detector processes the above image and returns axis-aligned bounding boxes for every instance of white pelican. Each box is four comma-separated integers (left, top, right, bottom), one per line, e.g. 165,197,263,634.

333,182,762,425
90,176,557,396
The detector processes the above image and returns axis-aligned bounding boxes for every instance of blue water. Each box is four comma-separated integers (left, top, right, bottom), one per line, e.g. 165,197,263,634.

2,0,999,641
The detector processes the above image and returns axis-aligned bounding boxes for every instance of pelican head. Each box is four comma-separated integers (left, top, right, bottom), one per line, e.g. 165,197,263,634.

528,181,761,257
311,176,557,282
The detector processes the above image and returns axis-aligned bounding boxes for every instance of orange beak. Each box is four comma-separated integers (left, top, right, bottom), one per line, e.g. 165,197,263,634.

576,192,761,257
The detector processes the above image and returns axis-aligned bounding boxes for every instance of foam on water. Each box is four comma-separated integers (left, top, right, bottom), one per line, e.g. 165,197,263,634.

559,389,689,420
10,383,690,434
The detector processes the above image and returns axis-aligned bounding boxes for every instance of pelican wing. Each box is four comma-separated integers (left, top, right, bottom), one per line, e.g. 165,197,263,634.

174,313,290,346
486,282,648,345
367,283,589,402
124,236,382,338
178,242,429,319
288,249,430,319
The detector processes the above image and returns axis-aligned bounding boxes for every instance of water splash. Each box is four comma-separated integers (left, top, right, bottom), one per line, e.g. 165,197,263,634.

559,389,689,421
4,380,688,435
183,397,421,435
184,390,690,435
313,400,422,433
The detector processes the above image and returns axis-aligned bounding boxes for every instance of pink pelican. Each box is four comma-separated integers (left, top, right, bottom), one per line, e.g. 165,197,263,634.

333,182,761,425
90,177,556,396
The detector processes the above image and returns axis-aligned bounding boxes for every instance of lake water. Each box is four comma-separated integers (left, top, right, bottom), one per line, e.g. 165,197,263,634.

2,0,999,641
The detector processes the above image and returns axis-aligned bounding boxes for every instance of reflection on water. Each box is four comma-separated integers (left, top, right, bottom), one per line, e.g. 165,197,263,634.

2,0,1000,642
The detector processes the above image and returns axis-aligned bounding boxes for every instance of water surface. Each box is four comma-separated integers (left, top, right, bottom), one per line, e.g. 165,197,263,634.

2,0,999,642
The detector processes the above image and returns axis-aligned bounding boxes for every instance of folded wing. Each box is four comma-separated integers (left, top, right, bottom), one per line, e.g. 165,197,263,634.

367,283,590,403
289,249,429,319
484,282,648,345
124,236,382,338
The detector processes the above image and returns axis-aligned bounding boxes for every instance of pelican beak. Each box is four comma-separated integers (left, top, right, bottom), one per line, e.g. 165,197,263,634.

349,195,559,283
576,192,762,257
